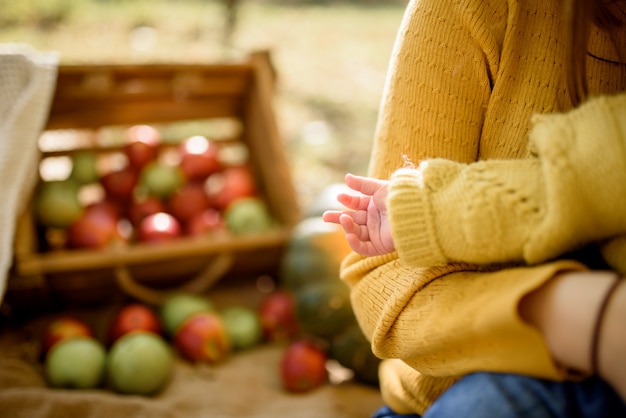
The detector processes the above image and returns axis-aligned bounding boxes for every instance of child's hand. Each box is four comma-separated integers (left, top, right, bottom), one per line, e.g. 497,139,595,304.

322,173,395,257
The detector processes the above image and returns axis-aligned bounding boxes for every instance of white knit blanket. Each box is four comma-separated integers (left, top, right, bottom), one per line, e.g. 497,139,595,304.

0,44,58,303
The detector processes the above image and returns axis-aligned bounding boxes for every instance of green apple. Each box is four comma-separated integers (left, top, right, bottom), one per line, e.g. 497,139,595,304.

35,179,84,228
107,331,173,395
160,293,214,336
224,197,275,235
221,306,263,350
139,162,183,199
69,150,100,185
45,336,106,389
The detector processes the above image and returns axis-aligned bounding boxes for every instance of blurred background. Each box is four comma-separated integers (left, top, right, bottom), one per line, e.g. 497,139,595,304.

0,0,408,212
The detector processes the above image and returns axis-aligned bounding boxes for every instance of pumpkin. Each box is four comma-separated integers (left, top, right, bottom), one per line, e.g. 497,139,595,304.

294,280,355,341
279,216,352,292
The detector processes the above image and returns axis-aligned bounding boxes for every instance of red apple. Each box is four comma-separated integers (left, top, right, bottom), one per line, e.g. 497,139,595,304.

167,181,211,224
186,208,225,237
280,339,328,393
207,165,257,211
258,290,299,342
100,166,139,203
41,316,93,357
179,135,222,181
125,125,160,169
173,312,230,363
66,202,124,249
108,303,163,345
137,212,182,243
128,195,165,227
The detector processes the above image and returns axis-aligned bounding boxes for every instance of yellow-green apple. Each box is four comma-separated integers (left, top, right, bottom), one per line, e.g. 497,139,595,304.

139,162,183,200
107,331,173,395
45,336,106,389
220,306,263,351
224,197,274,235
35,179,84,228
69,150,100,185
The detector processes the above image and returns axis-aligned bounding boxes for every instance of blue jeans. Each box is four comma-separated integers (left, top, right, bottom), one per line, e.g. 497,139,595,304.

372,372,626,418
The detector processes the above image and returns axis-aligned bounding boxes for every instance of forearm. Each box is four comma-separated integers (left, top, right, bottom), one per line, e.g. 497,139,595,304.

519,269,626,399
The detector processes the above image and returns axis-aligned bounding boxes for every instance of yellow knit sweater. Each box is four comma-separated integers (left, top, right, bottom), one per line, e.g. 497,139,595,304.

341,0,626,414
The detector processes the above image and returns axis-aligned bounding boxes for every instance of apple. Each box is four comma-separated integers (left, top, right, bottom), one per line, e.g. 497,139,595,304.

45,336,107,389
280,339,328,393
179,135,222,181
41,316,93,357
139,162,184,199
207,165,257,211
224,197,275,235
220,306,263,351
66,202,124,249
136,212,182,243
167,181,211,224
185,208,225,237
107,303,163,345
69,150,100,185
258,290,299,342
107,331,173,395
100,166,139,203
124,125,160,169
35,179,84,228
160,293,215,337
173,312,231,363
128,194,165,227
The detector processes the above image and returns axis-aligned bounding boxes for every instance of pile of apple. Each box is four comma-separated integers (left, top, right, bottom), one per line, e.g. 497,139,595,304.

40,290,329,395
34,125,276,251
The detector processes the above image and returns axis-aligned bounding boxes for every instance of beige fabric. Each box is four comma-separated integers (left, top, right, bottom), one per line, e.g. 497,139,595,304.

0,44,58,302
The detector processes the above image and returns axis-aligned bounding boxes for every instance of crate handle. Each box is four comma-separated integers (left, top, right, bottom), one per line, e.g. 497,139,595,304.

114,252,235,305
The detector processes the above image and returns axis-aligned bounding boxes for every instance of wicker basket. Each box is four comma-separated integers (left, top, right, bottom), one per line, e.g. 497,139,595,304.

8,51,300,306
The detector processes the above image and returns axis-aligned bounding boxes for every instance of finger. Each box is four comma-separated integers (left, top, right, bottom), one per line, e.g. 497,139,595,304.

337,192,371,211
345,173,387,196
322,210,343,224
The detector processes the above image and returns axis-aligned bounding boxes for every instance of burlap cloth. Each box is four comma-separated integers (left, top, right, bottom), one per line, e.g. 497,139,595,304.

0,281,382,418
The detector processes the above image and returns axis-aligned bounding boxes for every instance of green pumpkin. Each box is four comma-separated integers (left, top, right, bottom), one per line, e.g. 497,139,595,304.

330,326,381,386
279,216,352,292
294,280,356,341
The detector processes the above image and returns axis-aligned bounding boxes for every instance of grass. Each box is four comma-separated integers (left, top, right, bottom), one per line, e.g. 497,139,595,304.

0,0,407,211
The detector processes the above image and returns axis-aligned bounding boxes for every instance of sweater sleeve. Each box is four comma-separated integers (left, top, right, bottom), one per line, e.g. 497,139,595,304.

387,93,626,268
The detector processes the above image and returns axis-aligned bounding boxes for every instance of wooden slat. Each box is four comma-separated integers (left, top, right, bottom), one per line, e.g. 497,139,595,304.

15,228,290,276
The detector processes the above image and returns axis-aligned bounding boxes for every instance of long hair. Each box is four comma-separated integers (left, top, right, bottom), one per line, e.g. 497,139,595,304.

563,0,626,105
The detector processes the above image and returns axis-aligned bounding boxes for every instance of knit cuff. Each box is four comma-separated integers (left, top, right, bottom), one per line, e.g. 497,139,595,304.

388,166,448,267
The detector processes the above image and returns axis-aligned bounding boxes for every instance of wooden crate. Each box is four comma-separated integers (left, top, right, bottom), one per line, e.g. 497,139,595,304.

8,51,300,306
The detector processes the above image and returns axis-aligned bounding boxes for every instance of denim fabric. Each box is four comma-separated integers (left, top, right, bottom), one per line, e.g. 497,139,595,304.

371,372,626,418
